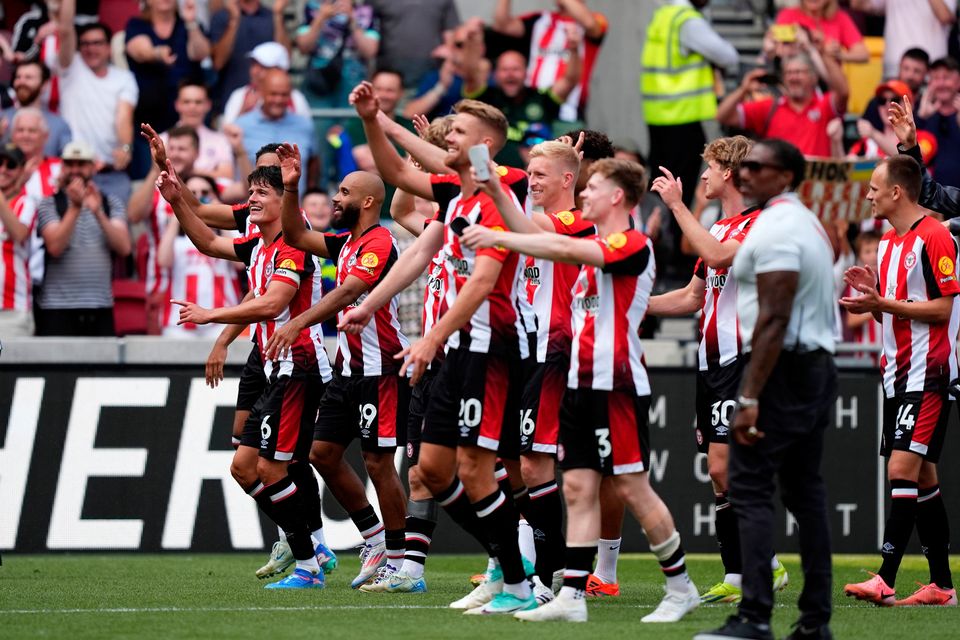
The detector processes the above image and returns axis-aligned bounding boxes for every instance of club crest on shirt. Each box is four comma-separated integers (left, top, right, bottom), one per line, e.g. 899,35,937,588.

807,108,821,123
265,261,274,279
904,252,917,269
605,232,627,250
939,256,954,276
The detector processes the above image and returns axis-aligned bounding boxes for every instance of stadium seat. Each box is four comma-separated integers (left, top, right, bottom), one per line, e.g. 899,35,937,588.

112,278,148,336
843,36,885,114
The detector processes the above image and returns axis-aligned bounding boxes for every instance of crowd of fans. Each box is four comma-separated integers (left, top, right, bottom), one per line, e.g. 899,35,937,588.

0,0,958,341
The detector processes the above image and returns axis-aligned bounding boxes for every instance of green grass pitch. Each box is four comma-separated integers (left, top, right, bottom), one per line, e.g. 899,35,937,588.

1,553,959,639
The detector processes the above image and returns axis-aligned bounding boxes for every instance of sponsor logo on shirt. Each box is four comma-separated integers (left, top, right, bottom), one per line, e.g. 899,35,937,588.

939,256,954,276
574,294,600,313
450,256,470,276
556,210,575,226
278,259,297,270
360,252,379,269
706,273,727,290
523,264,541,285
605,232,627,250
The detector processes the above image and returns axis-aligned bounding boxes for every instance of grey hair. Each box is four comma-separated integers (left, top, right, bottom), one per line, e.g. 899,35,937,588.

12,107,49,134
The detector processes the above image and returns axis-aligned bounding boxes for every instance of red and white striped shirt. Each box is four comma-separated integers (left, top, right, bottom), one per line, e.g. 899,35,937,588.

23,157,61,201
528,208,594,362
569,229,655,395
233,232,332,381
431,168,529,357
522,11,607,121
162,235,243,338
324,225,408,377
0,190,38,311
146,188,175,298
877,216,960,396
693,208,761,372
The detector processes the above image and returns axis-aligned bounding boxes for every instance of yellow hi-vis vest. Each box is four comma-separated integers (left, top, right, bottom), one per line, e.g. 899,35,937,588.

641,4,717,126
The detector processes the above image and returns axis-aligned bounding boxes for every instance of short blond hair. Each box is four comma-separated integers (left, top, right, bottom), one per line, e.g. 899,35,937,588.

589,158,647,208
528,140,580,176
422,115,454,150
702,135,753,187
453,99,509,151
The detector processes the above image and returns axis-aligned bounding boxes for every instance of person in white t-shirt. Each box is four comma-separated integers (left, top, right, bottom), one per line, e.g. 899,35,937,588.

161,81,237,180
851,0,957,79
56,0,139,205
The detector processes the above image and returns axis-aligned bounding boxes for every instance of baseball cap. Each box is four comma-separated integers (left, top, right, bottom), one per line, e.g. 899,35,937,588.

247,42,290,71
876,79,913,103
0,143,26,167
521,122,553,148
61,141,96,162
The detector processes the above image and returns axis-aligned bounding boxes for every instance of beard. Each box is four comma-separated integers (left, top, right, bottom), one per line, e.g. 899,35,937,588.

15,85,42,106
332,202,361,229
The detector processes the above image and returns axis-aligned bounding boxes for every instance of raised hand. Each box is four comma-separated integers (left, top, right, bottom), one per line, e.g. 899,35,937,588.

887,94,917,148
140,122,168,171
182,0,198,24
277,143,302,189
65,176,86,206
349,81,380,121
564,22,583,51
156,166,183,202
222,123,245,154
82,181,103,213
412,113,430,138
650,165,683,210
843,264,878,295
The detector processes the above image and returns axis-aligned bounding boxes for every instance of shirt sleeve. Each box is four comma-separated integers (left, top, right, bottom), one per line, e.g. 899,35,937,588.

232,234,258,267
835,11,864,49
348,232,395,285
693,258,705,280
740,98,775,134
232,203,250,234
678,16,739,73
588,13,609,44
921,229,960,298
124,18,151,43
598,230,652,275
753,235,802,274
118,70,140,106
35,196,57,233
430,174,460,215
209,10,228,44
548,210,594,237
106,195,125,220
271,244,308,289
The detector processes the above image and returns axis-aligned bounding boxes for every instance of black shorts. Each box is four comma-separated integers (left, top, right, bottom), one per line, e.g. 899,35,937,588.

315,373,411,452
237,343,267,412
239,368,325,462
519,357,568,455
558,388,651,476
406,368,439,465
881,391,951,463
695,359,744,454
422,347,523,458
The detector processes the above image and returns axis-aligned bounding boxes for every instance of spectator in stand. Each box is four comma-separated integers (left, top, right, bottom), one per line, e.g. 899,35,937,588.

840,229,882,362
0,60,73,157
862,48,930,132
124,0,211,180
159,80,236,180
35,140,130,336
220,42,311,125
717,50,849,158
157,178,242,339
850,80,939,162
57,0,139,205
296,0,380,109
850,0,955,79
10,1,66,113
302,187,333,230
342,68,409,147
915,57,960,187
366,0,460,88
774,0,868,63
461,22,581,168
0,144,38,336
11,107,61,198
492,0,608,123
209,0,290,113
402,20,476,123
235,68,317,193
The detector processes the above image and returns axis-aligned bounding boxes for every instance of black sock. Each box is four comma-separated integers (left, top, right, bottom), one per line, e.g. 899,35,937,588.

259,476,313,561
878,479,918,588
494,460,511,497
474,489,526,584
514,485,531,518
288,461,323,534
715,491,742,575
404,498,438,569
435,479,494,555
385,528,405,569
917,485,953,589
527,481,565,582
349,504,384,540
563,545,596,591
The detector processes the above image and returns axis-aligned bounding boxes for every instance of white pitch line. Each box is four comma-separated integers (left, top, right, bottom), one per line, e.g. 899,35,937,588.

0,605,450,615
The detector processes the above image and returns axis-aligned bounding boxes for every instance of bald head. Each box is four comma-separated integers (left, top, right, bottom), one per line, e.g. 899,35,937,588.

332,171,385,229
261,69,293,120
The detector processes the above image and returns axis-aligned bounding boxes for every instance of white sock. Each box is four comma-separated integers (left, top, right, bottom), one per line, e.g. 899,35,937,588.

312,528,326,547
559,585,584,600
771,555,781,570
518,519,536,564
276,526,286,543
594,537,621,583
487,556,497,572
399,559,425,579
503,580,532,599
725,573,743,588
665,571,693,593
296,555,321,574
366,530,385,546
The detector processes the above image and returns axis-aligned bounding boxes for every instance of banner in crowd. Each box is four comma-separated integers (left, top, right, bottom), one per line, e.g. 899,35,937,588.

798,157,878,222
2,365,958,554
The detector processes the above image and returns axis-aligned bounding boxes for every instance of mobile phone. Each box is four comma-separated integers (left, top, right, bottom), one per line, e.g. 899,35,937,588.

450,217,470,236
468,144,491,182
757,73,781,85
771,24,797,43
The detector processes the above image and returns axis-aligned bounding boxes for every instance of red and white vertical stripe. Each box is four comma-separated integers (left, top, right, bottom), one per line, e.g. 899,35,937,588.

162,237,242,338
0,191,38,311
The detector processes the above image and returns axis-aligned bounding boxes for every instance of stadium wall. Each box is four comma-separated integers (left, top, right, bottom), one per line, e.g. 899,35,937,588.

2,338,958,554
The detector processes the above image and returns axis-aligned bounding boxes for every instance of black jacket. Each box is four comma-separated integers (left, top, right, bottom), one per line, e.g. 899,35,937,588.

898,143,960,231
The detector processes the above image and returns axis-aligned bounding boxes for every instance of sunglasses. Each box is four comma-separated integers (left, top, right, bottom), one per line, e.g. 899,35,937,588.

877,95,903,106
741,160,784,173
0,158,22,170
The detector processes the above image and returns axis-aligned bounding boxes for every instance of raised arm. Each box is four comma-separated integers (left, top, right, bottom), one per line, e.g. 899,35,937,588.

821,44,850,114
550,25,582,102
157,161,239,261
58,0,77,70
379,112,449,175
390,183,430,236
183,0,212,61
475,165,548,234
717,69,765,128
559,0,606,39
127,165,160,223
211,0,241,71
350,82,434,199
0,191,30,244
461,225,605,267
492,0,525,37
647,275,705,317
157,214,179,268
277,142,329,256
651,166,740,269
